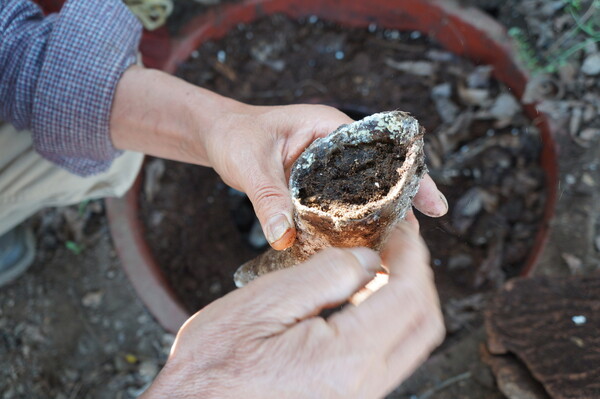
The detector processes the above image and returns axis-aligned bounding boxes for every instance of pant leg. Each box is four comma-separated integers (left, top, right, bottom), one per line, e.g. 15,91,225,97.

0,123,144,236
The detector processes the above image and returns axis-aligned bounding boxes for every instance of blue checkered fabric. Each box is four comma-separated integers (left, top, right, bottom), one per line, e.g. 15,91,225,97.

0,0,142,176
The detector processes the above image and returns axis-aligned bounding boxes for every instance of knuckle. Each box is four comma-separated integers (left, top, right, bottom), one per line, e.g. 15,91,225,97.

417,298,445,338
426,311,446,346
434,307,446,332
304,103,335,115
419,240,432,264
408,234,430,263
394,282,433,315
387,281,413,308
251,183,286,208
322,248,366,276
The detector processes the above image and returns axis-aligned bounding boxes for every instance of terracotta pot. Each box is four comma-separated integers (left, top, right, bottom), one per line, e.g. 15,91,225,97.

106,0,559,333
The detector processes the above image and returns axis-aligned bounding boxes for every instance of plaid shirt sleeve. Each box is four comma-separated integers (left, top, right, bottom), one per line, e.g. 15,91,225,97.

0,0,142,176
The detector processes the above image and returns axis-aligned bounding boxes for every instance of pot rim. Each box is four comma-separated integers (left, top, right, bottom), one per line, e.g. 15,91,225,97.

107,0,559,334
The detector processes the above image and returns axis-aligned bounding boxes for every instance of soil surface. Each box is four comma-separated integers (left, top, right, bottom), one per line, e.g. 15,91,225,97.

3,0,600,398
140,161,265,312
151,14,547,319
298,138,405,209
0,204,171,399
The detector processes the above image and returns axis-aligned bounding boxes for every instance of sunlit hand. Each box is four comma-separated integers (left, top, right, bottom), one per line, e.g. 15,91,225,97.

203,103,448,250
141,223,445,399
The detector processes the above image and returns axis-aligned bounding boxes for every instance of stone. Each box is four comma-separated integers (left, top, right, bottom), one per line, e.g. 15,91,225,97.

385,59,436,77
432,83,460,123
561,253,583,274
580,128,600,141
82,291,104,308
581,53,600,76
488,93,520,128
138,360,159,381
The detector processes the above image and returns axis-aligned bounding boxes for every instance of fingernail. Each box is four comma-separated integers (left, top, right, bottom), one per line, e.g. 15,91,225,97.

438,192,449,215
266,213,292,245
348,248,380,273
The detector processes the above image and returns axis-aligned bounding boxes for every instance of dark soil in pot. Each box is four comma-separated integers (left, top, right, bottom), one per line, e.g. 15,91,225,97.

298,139,406,210
139,161,266,312
140,15,547,336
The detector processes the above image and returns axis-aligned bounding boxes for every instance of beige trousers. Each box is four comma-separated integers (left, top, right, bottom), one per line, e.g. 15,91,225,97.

0,123,144,236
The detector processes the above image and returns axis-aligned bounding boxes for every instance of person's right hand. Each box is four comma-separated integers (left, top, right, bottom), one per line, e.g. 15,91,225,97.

142,223,445,399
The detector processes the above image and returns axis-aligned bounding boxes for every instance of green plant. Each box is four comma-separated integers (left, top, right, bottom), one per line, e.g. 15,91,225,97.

508,27,545,72
509,0,600,74
65,240,84,255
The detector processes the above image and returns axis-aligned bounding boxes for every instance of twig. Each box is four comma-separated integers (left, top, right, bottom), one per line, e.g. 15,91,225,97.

544,0,595,56
368,38,427,53
299,79,329,94
411,371,472,399
545,37,600,71
570,0,600,37
68,382,82,399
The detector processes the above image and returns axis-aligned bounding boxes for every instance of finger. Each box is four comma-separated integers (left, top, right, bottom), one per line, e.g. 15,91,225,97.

404,209,420,232
281,105,354,179
289,104,354,139
382,306,445,393
312,106,354,137
251,105,352,250
243,247,381,328
245,163,297,251
412,174,448,217
380,222,429,275
328,223,437,353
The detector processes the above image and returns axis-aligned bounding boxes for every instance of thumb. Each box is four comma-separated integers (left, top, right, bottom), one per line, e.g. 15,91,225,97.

245,168,297,251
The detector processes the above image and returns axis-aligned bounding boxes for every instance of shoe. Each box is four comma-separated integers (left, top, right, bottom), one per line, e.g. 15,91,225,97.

0,225,36,287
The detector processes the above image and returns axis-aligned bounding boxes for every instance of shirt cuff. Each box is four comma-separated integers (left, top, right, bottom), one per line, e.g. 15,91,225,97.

31,0,142,177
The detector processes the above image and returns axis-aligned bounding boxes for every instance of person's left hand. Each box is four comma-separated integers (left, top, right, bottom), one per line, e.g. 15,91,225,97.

201,103,448,250
110,68,447,250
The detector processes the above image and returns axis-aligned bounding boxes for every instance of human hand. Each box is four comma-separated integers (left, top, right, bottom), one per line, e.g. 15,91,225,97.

110,67,447,250
142,223,445,399
202,103,448,250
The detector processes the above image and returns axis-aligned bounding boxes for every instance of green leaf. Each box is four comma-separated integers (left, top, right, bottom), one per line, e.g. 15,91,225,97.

508,27,523,37
66,240,83,255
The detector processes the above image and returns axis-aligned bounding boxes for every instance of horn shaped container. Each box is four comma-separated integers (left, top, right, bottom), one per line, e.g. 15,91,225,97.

234,111,426,286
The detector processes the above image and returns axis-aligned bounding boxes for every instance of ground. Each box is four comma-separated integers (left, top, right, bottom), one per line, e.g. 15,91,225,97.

0,208,171,398
1,0,599,398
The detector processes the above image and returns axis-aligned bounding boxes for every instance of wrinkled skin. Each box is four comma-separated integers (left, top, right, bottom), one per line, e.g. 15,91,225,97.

142,224,445,399
110,66,447,398
110,66,448,250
